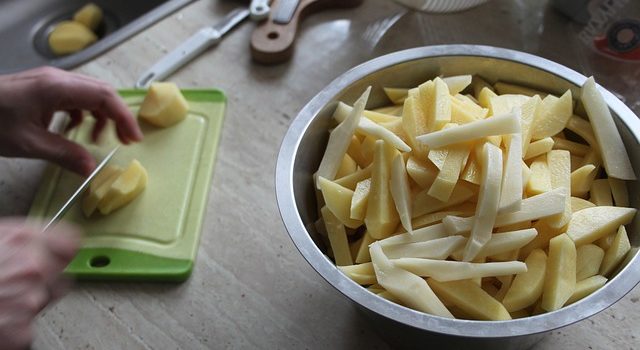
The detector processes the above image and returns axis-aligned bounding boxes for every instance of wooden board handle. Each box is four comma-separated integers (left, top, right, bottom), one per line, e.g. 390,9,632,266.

250,0,363,64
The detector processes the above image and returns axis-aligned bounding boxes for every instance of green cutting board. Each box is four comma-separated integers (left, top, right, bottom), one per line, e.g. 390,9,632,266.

28,89,226,282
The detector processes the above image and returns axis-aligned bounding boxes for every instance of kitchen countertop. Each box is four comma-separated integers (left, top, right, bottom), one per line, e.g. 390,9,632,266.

0,0,638,349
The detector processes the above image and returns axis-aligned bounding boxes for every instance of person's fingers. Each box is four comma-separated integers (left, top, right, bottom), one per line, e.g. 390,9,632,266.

91,110,110,143
36,73,143,143
41,222,81,263
64,109,84,133
21,126,96,176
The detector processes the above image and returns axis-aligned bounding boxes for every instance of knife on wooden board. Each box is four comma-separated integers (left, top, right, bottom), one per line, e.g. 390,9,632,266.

250,0,363,64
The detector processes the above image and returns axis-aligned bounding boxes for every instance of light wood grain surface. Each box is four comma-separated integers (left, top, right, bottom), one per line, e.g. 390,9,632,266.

0,0,638,349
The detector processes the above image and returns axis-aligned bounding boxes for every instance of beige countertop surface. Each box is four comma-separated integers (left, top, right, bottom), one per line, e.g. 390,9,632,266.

0,0,638,349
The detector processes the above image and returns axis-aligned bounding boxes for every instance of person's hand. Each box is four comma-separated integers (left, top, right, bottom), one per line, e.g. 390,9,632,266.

0,219,80,350
0,66,143,176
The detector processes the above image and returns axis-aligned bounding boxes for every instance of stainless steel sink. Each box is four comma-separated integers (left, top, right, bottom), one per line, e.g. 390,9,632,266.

0,0,195,73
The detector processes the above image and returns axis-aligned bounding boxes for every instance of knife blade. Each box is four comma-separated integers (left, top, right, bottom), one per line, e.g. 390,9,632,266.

135,8,250,89
42,146,120,231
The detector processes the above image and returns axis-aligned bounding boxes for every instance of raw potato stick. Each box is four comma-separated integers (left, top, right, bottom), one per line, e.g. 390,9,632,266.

415,111,521,149
316,87,370,187
369,243,453,318
581,77,636,180
464,143,503,261
393,258,527,281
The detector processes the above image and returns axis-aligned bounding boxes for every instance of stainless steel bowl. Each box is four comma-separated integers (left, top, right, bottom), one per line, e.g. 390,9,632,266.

275,45,640,349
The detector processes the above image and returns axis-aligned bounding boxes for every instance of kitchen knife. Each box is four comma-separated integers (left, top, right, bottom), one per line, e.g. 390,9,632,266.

135,8,250,89
42,146,119,231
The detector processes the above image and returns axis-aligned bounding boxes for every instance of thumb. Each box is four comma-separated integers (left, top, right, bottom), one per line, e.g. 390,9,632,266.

26,129,96,176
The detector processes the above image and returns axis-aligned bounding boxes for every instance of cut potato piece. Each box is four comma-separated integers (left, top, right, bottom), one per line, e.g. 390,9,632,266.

423,77,452,131
581,77,636,180
384,236,466,260
566,206,636,245
494,81,548,98
503,249,547,312
355,231,375,264
443,188,567,235
590,179,613,206
98,160,147,215
321,206,353,266
489,94,529,116
390,155,412,233
365,141,399,239
428,141,470,202
82,165,123,217
566,115,598,147
428,148,448,170
566,275,607,305
451,95,487,124
544,150,571,229
526,155,552,195
464,143,502,261
73,3,103,31
576,244,605,281
472,76,494,99
338,262,375,285
402,91,430,159
347,135,371,168
335,154,357,179
571,197,596,213
48,21,97,55
530,90,573,140
394,259,526,282
552,137,590,157
316,88,369,185
519,221,563,259
600,225,631,277
443,75,472,95
379,223,449,247
477,87,498,109
541,234,576,312
415,111,521,149
523,137,554,160
335,164,372,190
608,178,629,207
318,176,362,229
383,87,408,104
412,183,475,218
370,243,453,318
461,151,481,185
499,132,522,213
571,164,597,198
350,179,371,220
520,95,541,155
139,82,189,128
428,279,511,321
334,102,411,152
406,156,438,189
472,228,537,260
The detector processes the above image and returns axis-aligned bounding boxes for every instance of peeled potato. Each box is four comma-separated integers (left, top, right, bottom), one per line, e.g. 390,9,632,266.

73,3,103,31
97,159,148,215
82,165,123,217
48,21,97,55
138,82,189,127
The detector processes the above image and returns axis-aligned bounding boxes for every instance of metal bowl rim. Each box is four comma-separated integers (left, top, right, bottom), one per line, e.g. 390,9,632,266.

275,44,640,338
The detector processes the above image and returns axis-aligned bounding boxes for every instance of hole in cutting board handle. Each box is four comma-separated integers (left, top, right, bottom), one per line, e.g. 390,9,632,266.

267,31,279,39
90,256,111,268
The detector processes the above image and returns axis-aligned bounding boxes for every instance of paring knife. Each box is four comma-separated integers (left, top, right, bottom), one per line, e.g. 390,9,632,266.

135,8,250,89
42,146,120,231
